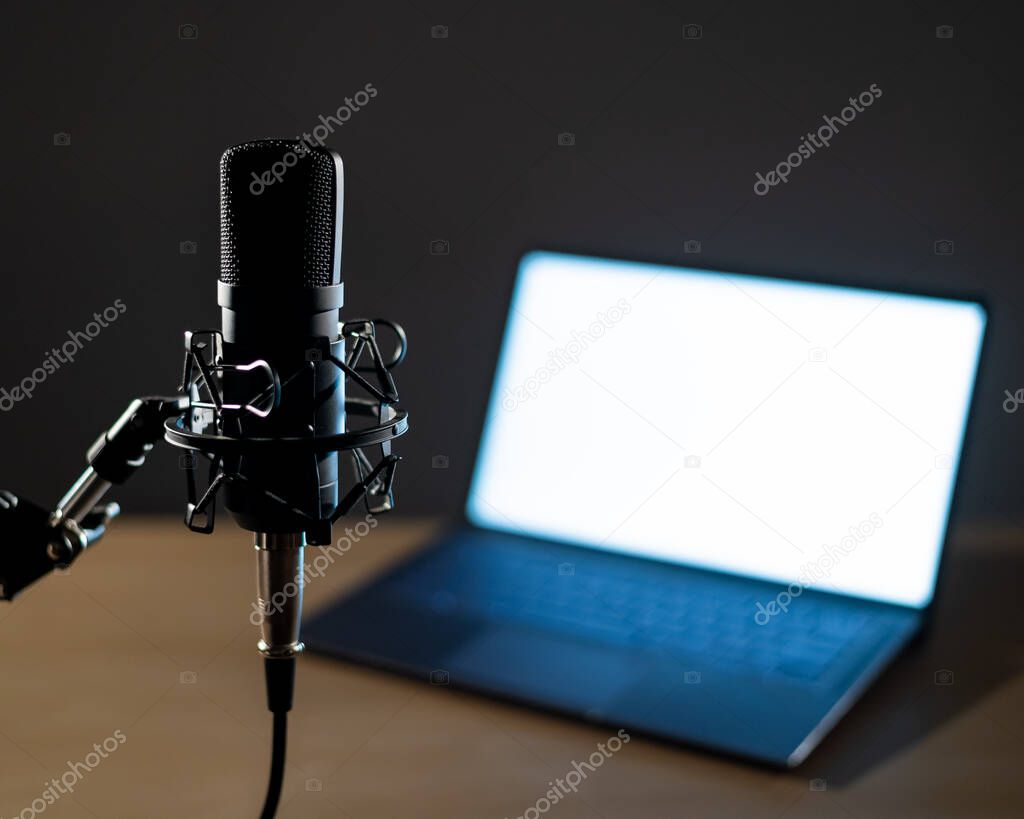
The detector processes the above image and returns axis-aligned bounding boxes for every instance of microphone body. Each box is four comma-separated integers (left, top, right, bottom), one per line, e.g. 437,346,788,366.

218,140,346,539
217,140,347,659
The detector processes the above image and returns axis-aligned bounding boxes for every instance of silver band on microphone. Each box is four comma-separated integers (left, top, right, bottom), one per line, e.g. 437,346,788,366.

255,532,306,659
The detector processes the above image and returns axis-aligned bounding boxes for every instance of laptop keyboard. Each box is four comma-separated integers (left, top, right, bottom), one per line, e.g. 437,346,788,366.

399,534,891,685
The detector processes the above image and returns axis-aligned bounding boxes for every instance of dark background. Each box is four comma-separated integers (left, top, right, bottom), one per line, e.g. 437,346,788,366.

0,0,1019,523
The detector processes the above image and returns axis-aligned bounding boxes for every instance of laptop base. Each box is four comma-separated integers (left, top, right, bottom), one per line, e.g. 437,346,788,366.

305,525,921,767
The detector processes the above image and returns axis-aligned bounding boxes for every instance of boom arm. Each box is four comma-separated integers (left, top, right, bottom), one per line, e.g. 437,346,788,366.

0,395,187,600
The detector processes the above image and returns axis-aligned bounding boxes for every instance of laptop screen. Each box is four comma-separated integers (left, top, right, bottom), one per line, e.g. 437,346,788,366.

466,252,986,609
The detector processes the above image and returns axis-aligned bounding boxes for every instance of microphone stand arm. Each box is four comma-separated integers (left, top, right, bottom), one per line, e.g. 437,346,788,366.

0,395,188,600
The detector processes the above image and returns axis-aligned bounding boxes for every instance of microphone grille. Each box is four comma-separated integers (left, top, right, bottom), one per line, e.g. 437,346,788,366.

219,140,343,288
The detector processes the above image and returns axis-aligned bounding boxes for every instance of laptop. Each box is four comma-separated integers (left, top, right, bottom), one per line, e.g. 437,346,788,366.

306,250,987,767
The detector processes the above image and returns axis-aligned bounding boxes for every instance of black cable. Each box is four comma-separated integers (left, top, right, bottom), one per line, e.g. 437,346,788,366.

260,656,296,819
259,711,287,819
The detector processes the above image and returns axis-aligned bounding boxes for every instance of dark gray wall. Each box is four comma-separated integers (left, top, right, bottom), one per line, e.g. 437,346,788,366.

0,1,1019,524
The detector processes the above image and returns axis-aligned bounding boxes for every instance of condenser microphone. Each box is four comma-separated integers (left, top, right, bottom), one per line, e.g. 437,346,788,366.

218,139,348,817
220,142,348,720
165,138,406,817
219,140,346,542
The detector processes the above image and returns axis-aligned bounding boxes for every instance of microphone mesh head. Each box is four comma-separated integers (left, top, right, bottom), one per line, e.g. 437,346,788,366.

219,140,342,288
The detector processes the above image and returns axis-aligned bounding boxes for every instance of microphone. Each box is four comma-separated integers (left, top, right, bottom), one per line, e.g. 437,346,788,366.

161,137,407,818
220,140,346,537
218,139,354,818
164,137,406,669
217,140,346,666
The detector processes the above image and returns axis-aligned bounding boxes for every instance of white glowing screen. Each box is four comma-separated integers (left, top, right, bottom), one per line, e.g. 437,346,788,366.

467,252,985,608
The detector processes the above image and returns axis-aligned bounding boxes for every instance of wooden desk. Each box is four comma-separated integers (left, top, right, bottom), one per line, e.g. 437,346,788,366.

1,518,1021,818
